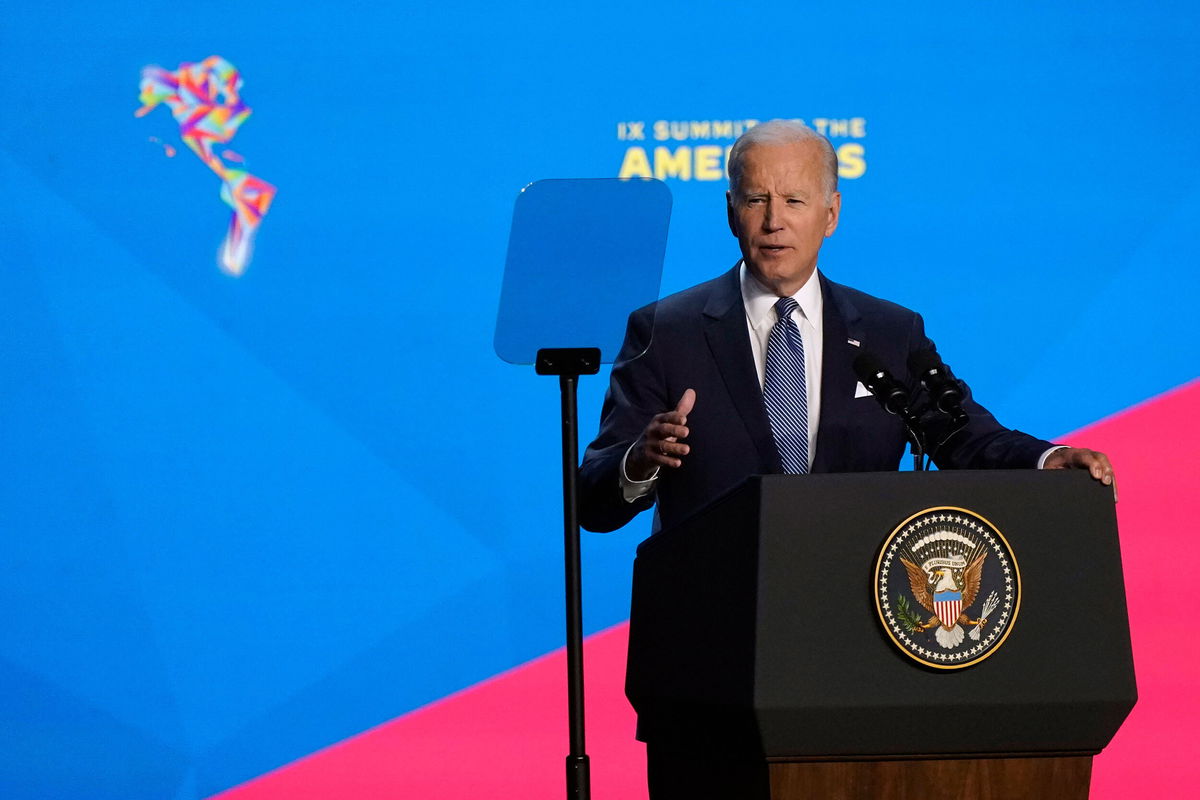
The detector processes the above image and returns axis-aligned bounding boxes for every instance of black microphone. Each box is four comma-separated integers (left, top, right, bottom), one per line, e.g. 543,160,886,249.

853,352,912,417
907,350,967,422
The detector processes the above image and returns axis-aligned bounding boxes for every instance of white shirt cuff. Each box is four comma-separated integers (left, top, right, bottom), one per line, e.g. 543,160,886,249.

619,441,659,502
1037,445,1069,469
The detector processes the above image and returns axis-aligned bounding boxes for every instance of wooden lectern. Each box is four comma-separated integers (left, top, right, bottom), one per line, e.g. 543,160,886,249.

626,471,1136,799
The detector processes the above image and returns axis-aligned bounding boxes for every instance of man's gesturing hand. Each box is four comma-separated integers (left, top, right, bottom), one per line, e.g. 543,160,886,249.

1043,446,1118,500
627,389,697,482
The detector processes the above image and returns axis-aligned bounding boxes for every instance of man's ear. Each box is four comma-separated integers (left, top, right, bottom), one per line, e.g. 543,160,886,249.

824,191,842,238
727,191,739,237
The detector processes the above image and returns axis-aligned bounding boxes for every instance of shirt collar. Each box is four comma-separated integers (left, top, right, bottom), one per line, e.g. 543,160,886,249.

740,261,823,330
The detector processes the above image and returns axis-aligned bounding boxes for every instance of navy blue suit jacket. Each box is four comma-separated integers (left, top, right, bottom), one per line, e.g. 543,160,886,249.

578,267,1053,533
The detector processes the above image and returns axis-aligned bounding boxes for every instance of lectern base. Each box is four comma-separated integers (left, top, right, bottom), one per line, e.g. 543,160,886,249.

769,755,1092,799
646,750,1092,800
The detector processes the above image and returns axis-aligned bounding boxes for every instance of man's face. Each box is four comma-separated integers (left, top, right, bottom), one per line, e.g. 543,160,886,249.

726,141,841,296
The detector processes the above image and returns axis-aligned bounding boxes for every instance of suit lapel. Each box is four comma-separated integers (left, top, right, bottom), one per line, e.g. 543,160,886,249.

703,267,780,473
813,274,864,473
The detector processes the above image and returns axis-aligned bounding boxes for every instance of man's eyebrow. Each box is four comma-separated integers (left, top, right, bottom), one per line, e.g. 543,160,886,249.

740,188,813,198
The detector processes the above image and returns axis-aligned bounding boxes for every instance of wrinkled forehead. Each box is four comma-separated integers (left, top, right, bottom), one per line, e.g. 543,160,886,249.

732,142,827,194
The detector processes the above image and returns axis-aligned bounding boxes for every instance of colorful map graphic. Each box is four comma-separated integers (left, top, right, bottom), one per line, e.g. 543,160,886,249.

136,56,276,276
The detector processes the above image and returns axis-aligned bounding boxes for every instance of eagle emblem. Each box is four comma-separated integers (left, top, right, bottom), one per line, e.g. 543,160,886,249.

874,507,1019,669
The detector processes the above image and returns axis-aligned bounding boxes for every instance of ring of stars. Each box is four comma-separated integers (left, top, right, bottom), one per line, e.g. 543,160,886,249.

876,508,1019,668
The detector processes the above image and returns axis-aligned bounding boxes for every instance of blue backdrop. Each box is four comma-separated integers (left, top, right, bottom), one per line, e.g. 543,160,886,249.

1,2,1197,797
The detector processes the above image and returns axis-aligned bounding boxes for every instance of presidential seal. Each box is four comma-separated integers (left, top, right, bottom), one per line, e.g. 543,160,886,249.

874,507,1019,669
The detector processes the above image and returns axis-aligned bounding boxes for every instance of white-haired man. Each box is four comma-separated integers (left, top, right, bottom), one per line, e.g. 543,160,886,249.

578,118,1115,797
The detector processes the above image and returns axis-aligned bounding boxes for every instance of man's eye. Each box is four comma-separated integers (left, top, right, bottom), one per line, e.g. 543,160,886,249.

787,199,805,205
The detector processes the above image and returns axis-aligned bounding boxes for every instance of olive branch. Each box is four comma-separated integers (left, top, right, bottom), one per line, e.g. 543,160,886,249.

894,594,925,633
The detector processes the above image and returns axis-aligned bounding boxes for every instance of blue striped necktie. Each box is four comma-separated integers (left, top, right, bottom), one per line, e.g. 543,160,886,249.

763,297,809,474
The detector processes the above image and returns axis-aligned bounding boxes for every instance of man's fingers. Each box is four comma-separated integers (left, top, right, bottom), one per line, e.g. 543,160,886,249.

651,421,689,441
639,429,690,471
1090,452,1117,496
1047,447,1118,499
1085,451,1118,501
644,437,690,459
642,443,687,469
1076,450,1115,485
656,440,690,457
635,390,697,474
675,388,697,419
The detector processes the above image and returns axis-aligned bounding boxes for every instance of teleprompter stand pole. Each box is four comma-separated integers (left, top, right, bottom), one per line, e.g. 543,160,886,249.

536,347,601,800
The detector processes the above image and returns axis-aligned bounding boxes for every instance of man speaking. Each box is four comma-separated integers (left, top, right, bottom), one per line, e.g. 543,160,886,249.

578,119,1114,535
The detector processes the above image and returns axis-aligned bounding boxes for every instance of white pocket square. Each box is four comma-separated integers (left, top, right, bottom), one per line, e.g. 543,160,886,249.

854,381,872,398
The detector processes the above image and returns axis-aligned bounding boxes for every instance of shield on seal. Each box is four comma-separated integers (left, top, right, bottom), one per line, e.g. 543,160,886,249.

933,591,963,629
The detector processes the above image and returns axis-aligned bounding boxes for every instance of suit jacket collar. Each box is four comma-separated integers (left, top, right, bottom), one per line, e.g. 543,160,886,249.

813,273,866,473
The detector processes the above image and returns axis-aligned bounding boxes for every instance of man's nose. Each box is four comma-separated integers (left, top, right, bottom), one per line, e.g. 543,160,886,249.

761,199,782,231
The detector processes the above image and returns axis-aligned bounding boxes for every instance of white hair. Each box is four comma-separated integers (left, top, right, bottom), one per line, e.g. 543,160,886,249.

727,119,839,200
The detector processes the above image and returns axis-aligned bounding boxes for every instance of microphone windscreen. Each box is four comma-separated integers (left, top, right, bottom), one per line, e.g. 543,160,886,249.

853,351,886,383
907,349,942,377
